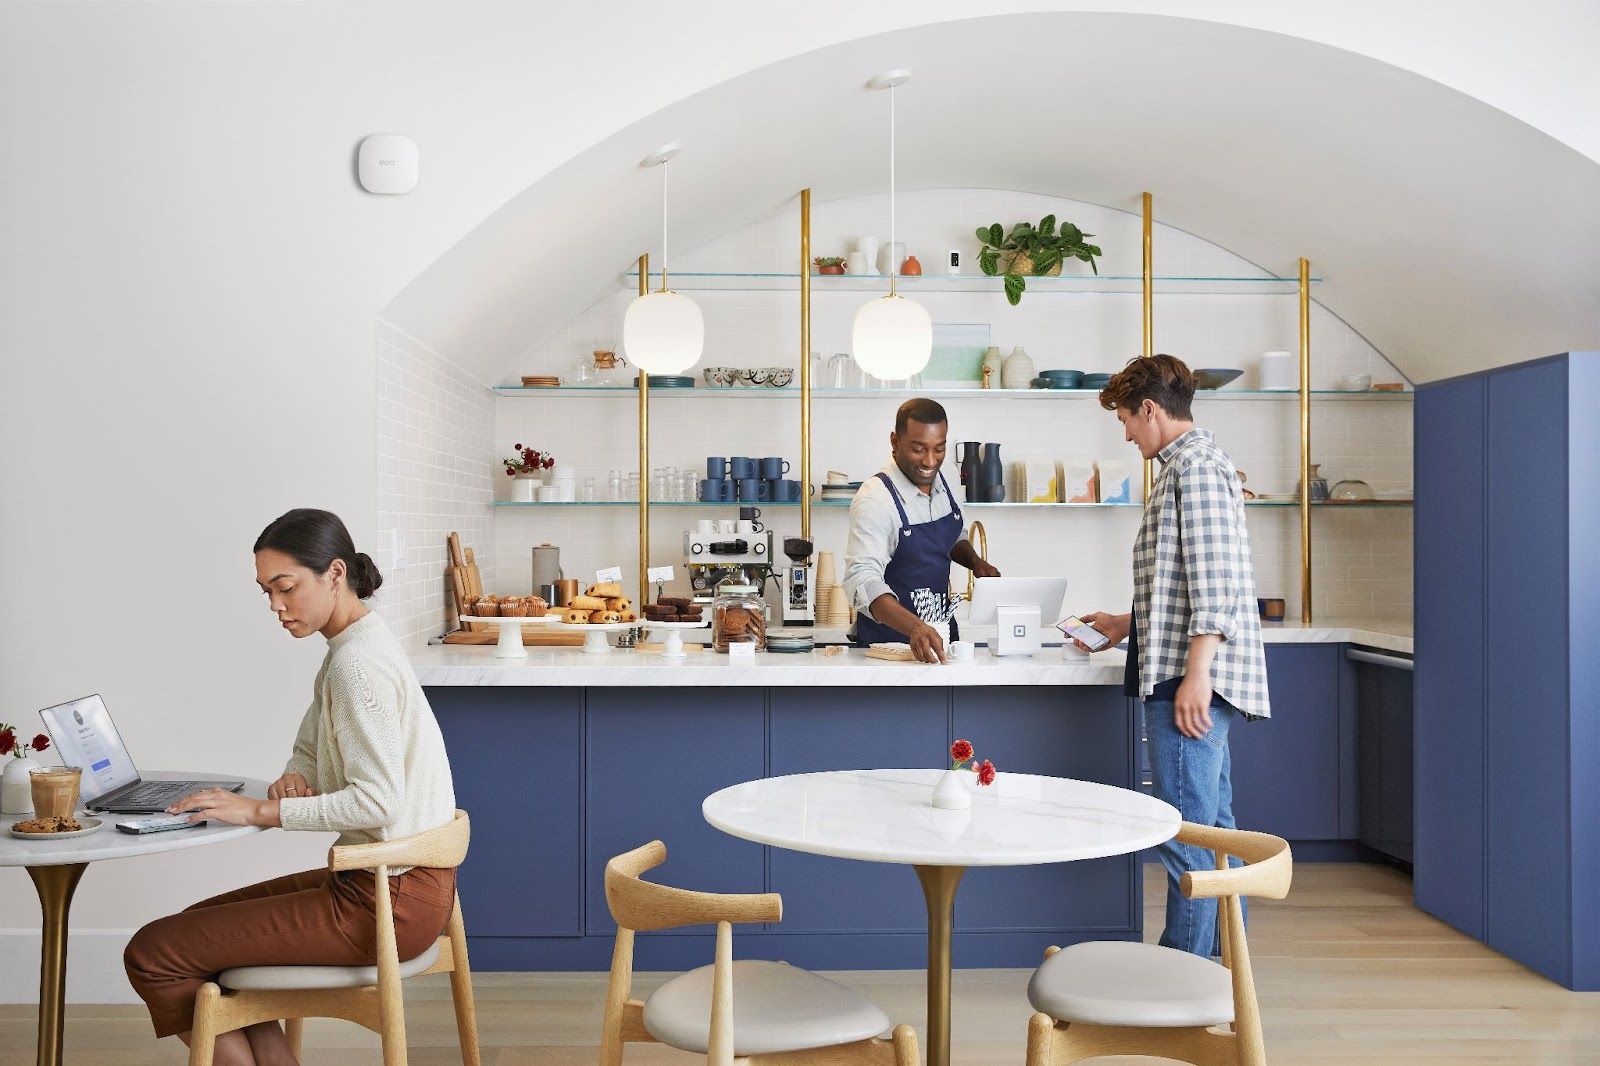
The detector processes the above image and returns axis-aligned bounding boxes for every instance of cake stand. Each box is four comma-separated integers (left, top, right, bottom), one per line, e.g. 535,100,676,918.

554,620,640,655
460,614,561,659
643,620,710,659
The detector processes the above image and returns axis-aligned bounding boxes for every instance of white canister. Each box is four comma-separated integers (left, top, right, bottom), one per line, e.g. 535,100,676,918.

1260,350,1298,391
537,484,561,503
512,476,537,503
854,235,880,262
878,241,907,277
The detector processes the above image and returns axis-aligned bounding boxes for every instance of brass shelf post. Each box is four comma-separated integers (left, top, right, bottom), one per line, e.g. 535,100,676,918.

1299,256,1313,623
800,189,812,540
637,253,650,602
1141,191,1155,500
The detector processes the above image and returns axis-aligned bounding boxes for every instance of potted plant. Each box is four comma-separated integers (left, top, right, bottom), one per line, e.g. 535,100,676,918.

813,256,846,276
975,214,1102,305
504,444,555,502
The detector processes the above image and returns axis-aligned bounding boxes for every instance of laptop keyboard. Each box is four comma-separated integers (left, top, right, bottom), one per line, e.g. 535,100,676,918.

114,781,191,807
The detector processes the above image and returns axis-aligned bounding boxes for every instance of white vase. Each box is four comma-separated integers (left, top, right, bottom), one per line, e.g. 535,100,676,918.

512,474,538,503
1002,346,1035,389
878,241,907,277
2,756,42,816
931,768,971,810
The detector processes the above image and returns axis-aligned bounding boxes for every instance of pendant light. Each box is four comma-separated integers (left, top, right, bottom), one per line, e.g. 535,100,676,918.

852,70,931,380
623,144,704,374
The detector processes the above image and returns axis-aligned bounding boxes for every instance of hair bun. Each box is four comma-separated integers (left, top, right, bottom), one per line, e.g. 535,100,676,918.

352,552,384,599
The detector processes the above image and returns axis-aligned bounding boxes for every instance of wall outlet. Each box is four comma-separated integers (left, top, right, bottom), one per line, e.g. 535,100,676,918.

391,532,408,571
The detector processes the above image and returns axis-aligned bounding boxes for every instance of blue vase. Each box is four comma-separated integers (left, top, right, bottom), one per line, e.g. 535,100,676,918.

979,443,1005,502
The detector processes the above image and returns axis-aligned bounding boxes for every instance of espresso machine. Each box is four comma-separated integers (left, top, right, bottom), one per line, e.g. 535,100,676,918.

780,537,816,625
683,522,773,605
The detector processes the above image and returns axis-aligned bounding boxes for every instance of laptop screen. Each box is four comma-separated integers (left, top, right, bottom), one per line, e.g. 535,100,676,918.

38,694,140,801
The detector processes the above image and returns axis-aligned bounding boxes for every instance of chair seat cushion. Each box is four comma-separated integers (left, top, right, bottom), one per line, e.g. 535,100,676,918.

219,940,441,991
643,959,890,1055
1028,941,1235,1028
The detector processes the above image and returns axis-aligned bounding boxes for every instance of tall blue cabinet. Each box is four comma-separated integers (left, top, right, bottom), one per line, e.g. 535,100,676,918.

1415,351,1599,991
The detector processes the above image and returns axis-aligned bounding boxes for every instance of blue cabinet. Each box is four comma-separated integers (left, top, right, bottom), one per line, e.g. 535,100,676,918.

427,687,583,936
1414,372,1487,937
584,688,767,935
1227,645,1346,842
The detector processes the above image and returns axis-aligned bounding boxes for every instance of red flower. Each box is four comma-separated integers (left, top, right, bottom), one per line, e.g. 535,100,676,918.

976,759,997,786
514,443,523,451
505,468,516,477
950,739,974,764
31,734,50,754
0,728,14,756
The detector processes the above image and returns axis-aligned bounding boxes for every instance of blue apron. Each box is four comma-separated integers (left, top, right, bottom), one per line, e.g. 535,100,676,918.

854,471,964,646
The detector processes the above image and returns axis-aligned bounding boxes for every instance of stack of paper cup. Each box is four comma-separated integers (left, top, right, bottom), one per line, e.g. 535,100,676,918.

825,586,850,627
551,467,577,502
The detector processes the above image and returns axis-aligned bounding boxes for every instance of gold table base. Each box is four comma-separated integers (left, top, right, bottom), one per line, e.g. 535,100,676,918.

914,864,967,1066
27,862,87,1066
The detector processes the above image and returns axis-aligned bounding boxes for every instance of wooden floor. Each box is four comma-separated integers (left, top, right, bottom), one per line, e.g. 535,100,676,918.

4,864,1597,1064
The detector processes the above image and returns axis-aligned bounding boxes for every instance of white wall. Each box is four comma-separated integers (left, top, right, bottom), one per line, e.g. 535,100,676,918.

0,0,1578,1003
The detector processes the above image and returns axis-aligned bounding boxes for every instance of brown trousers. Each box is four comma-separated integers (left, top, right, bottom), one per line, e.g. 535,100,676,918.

124,865,457,1038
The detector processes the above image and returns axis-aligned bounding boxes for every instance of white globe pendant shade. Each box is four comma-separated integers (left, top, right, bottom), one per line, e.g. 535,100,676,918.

623,289,704,374
851,292,932,379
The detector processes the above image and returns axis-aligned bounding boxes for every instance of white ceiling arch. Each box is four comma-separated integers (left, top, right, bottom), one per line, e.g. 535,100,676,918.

384,11,1600,385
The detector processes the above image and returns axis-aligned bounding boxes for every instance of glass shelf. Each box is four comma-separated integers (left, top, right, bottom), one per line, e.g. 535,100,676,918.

492,498,1412,510
1247,499,1413,508
493,385,1412,401
622,271,1321,295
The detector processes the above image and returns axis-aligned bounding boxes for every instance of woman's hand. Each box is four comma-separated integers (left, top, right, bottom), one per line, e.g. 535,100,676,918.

1075,611,1130,652
168,788,278,828
1174,673,1215,739
268,772,316,801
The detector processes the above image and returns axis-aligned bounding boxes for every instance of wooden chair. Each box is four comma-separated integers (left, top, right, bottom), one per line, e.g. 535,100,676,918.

187,810,481,1066
600,840,920,1066
1024,823,1292,1066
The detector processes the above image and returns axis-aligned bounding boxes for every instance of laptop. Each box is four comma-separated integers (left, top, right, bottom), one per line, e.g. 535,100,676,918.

38,694,245,813
965,576,1070,628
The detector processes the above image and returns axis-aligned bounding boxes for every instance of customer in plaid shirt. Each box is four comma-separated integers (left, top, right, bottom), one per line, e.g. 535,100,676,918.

1074,354,1270,957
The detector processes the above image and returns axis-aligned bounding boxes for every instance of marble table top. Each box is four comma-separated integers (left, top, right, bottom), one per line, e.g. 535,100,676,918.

0,772,268,867
703,768,1180,867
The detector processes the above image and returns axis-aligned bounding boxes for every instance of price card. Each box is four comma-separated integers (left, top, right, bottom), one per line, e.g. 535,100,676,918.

727,642,757,664
647,566,676,583
595,566,623,584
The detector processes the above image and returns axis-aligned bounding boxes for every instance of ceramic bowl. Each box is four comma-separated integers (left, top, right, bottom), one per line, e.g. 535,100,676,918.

740,368,770,387
1081,373,1113,390
703,367,737,388
1037,369,1085,388
1330,479,1375,501
1193,368,1245,389
765,368,794,388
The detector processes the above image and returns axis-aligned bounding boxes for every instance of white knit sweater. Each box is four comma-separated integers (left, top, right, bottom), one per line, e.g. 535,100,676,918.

278,612,456,859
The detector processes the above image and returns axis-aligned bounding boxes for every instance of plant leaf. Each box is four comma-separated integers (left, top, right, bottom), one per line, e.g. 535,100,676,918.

1058,222,1082,244
978,248,999,276
975,226,995,247
1038,214,1056,238
1031,247,1062,276
988,223,1004,246
1004,273,1026,305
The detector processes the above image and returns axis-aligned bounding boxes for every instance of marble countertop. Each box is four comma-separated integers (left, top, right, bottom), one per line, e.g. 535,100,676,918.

413,617,1411,686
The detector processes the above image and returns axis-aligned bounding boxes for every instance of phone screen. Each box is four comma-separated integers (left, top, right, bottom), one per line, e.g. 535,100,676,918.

1055,615,1111,650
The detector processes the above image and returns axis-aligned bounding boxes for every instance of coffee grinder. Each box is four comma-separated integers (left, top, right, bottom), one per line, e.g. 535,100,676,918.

780,537,816,625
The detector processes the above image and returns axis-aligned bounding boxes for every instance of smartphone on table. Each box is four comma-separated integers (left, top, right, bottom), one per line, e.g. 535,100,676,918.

116,813,207,835
1054,614,1112,651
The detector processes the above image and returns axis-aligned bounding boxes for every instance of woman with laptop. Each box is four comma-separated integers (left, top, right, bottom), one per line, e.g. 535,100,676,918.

123,508,458,1065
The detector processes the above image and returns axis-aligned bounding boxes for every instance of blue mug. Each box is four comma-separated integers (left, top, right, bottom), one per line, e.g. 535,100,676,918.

699,478,722,502
706,456,728,480
729,456,756,480
736,478,767,502
718,479,735,502
759,456,790,479
770,479,796,502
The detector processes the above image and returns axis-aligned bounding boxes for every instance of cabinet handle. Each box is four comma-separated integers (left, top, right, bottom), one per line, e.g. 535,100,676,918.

1346,648,1413,671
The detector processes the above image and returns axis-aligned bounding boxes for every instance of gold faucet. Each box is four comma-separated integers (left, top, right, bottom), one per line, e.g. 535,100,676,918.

964,520,988,600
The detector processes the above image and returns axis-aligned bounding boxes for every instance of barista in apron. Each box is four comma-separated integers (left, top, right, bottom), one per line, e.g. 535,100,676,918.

844,398,1000,662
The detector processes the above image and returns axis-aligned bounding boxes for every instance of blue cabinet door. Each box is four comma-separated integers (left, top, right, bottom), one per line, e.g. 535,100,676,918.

953,687,1137,932
767,688,946,933
584,688,767,935
1227,645,1342,840
426,687,583,936
1414,375,1488,937
1486,359,1572,980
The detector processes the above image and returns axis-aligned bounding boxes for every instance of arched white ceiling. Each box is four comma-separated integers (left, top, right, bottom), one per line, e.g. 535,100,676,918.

384,12,1600,385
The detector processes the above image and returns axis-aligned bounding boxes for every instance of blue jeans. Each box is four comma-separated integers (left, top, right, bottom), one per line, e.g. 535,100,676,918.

1144,696,1243,956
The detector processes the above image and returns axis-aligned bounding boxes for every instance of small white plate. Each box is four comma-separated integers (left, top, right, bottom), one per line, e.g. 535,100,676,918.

9,814,104,840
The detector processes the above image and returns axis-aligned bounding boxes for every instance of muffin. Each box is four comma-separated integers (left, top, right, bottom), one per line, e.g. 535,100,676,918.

475,598,500,617
501,599,528,617
525,596,548,617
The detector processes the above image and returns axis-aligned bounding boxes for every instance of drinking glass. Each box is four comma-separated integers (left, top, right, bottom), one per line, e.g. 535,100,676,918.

581,477,597,503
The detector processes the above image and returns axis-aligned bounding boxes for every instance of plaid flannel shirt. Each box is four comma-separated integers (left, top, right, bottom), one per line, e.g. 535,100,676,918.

1132,428,1271,719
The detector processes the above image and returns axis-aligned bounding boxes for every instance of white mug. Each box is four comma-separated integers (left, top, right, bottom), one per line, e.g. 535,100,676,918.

716,519,736,535
697,519,715,537
845,251,872,276
736,520,757,536
949,640,974,662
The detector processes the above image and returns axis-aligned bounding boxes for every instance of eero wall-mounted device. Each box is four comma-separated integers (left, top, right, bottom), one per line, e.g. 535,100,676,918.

358,134,418,194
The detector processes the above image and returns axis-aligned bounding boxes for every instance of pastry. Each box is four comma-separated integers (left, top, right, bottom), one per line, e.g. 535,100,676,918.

643,605,677,621
525,597,548,617
562,608,592,624
475,599,501,617
570,594,607,611
14,815,82,834
591,611,623,624
618,610,638,623
588,581,624,599
658,596,692,609
604,597,630,612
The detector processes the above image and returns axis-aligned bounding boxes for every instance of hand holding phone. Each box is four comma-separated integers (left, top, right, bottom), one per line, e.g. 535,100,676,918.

1055,614,1112,652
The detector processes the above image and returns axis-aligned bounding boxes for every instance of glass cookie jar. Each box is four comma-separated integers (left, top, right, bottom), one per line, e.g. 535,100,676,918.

712,584,767,653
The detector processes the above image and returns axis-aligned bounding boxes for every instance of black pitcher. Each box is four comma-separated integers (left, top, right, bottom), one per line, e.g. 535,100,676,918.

958,442,983,502
979,443,1006,502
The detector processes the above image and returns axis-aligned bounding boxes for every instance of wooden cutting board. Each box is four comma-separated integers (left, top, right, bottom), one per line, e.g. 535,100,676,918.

864,644,918,662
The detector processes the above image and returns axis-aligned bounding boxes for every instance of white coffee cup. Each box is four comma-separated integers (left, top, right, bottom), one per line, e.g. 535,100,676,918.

716,519,736,535
846,251,872,275
736,520,758,536
697,519,715,537
949,640,974,662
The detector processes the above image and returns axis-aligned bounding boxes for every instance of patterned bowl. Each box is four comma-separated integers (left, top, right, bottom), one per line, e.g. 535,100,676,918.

702,367,738,388
765,368,794,388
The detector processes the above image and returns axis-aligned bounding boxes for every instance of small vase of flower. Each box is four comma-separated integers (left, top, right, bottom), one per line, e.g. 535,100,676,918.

0,724,51,816
932,738,997,810
505,444,555,503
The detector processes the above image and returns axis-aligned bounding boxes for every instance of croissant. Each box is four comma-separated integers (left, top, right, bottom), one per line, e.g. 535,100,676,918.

569,594,608,611
588,581,624,599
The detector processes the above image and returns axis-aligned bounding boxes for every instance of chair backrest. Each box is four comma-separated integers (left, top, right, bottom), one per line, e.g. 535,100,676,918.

1175,822,1291,1066
328,809,471,873
605,839,782,932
